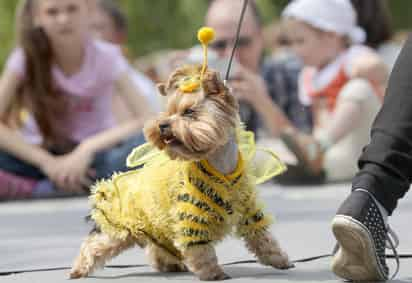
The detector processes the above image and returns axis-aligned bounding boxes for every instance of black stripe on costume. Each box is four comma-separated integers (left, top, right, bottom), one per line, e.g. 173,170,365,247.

177,193,211,212
186,240,211,247
188,175,234,215
177,193,225,222
178,212,209,225
96,191,107,201
196,162,227,186
230,174,242,186
252,211,264,223
241,210,265,226
195,161,243,189
181,227,210,238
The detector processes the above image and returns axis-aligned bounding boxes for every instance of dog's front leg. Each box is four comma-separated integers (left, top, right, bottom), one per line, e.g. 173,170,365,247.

182,244,230,281
244,230,294,269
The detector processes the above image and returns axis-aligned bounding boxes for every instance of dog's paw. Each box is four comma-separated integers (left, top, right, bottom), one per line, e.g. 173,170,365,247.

69,267,89,279
199,270,231,281
265,252,295,270
158,262,188,273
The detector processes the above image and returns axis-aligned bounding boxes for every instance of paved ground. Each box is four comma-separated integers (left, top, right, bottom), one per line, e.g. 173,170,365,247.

1,182,411,283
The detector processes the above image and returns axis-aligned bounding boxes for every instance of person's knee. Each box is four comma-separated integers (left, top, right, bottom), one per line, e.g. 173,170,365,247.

0,151,44,179
342,78,375,101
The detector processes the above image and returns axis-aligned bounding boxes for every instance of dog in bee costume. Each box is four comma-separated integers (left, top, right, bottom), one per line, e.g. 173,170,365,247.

70,27,293,281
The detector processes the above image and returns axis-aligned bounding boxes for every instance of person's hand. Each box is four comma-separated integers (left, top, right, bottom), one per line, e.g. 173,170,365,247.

228,65,270,108
228,64,293,137
40,144,95,193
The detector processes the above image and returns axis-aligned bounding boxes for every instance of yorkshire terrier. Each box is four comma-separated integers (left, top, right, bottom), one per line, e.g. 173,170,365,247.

70,65,292,281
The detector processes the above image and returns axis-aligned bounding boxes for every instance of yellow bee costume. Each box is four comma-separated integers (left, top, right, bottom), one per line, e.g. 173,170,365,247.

90,129,285,258
89,27,286,259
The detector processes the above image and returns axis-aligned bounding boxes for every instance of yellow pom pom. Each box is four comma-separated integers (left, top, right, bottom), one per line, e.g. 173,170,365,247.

179,81,200,93
197,27,215,45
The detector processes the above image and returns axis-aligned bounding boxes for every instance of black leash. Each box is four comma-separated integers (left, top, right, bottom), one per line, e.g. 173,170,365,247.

0,254,330,276
224,0,249,82
1,253,411,277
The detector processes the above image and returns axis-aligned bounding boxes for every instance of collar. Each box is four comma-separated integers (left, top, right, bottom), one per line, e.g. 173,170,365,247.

199,151,244,184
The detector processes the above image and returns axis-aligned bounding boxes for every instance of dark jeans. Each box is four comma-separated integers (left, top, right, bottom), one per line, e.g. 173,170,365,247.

0,133,146,182
351,35,412,215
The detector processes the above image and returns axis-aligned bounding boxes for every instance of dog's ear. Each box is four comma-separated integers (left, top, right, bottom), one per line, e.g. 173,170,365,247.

157,83,167,96
202,71,227,96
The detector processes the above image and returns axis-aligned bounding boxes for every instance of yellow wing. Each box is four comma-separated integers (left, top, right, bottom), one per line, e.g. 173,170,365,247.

237,129,287,185
125,129,286,185
126,142,169,168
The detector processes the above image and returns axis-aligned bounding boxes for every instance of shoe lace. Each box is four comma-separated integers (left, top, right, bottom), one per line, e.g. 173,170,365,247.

355,189,401,280
386,225,400,280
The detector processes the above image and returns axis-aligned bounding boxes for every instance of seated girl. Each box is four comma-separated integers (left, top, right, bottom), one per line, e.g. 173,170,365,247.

0,0,153,200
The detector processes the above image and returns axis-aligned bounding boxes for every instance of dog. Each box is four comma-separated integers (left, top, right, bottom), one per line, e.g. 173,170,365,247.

70,65,292,281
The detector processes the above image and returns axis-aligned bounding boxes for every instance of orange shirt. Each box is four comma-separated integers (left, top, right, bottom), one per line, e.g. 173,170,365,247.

304,67,349,112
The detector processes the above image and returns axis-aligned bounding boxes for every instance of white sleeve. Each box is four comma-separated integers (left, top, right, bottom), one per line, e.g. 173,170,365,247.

315,79,374,147
338,78,375,102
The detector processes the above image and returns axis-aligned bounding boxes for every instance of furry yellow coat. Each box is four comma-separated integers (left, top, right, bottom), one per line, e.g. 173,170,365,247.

90,130,285,259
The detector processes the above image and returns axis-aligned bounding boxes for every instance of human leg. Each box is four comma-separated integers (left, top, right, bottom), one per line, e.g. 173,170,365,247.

331,35,412,281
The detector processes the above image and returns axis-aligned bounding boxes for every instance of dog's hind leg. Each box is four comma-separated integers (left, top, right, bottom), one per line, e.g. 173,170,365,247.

69,233,136,279
183,244,230,281
145,242,187,272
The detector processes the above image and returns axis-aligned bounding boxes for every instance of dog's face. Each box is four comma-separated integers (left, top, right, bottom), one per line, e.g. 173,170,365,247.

144,65,239,161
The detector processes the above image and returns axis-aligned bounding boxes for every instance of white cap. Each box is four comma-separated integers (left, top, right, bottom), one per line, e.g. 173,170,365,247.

282,0,366,44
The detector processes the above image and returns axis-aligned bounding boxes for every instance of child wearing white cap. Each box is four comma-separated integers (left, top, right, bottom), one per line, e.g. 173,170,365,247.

253,0,387,184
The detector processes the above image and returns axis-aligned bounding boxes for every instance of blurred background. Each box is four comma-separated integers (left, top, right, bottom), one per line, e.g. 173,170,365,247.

0,0,410,67
1,2,412,281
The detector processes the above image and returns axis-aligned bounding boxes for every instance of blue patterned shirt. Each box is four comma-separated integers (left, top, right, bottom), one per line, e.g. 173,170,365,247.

239,54,313,136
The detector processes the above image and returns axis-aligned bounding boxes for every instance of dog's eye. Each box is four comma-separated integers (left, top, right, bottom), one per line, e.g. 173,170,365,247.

182,108,195,117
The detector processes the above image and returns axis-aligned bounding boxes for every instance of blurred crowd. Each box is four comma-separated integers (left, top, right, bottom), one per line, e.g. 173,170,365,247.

0,0,408,201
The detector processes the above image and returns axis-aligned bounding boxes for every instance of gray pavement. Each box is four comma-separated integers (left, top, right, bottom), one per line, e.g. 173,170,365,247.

1,183,411,283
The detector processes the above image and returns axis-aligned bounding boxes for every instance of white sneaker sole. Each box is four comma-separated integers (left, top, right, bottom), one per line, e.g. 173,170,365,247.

331,215,387,281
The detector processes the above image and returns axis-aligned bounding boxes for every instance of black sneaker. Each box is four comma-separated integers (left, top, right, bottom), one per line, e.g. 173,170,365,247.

331,190,399,281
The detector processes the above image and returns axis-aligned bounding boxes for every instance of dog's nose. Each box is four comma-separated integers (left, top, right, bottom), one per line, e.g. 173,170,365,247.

159,123,170,134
